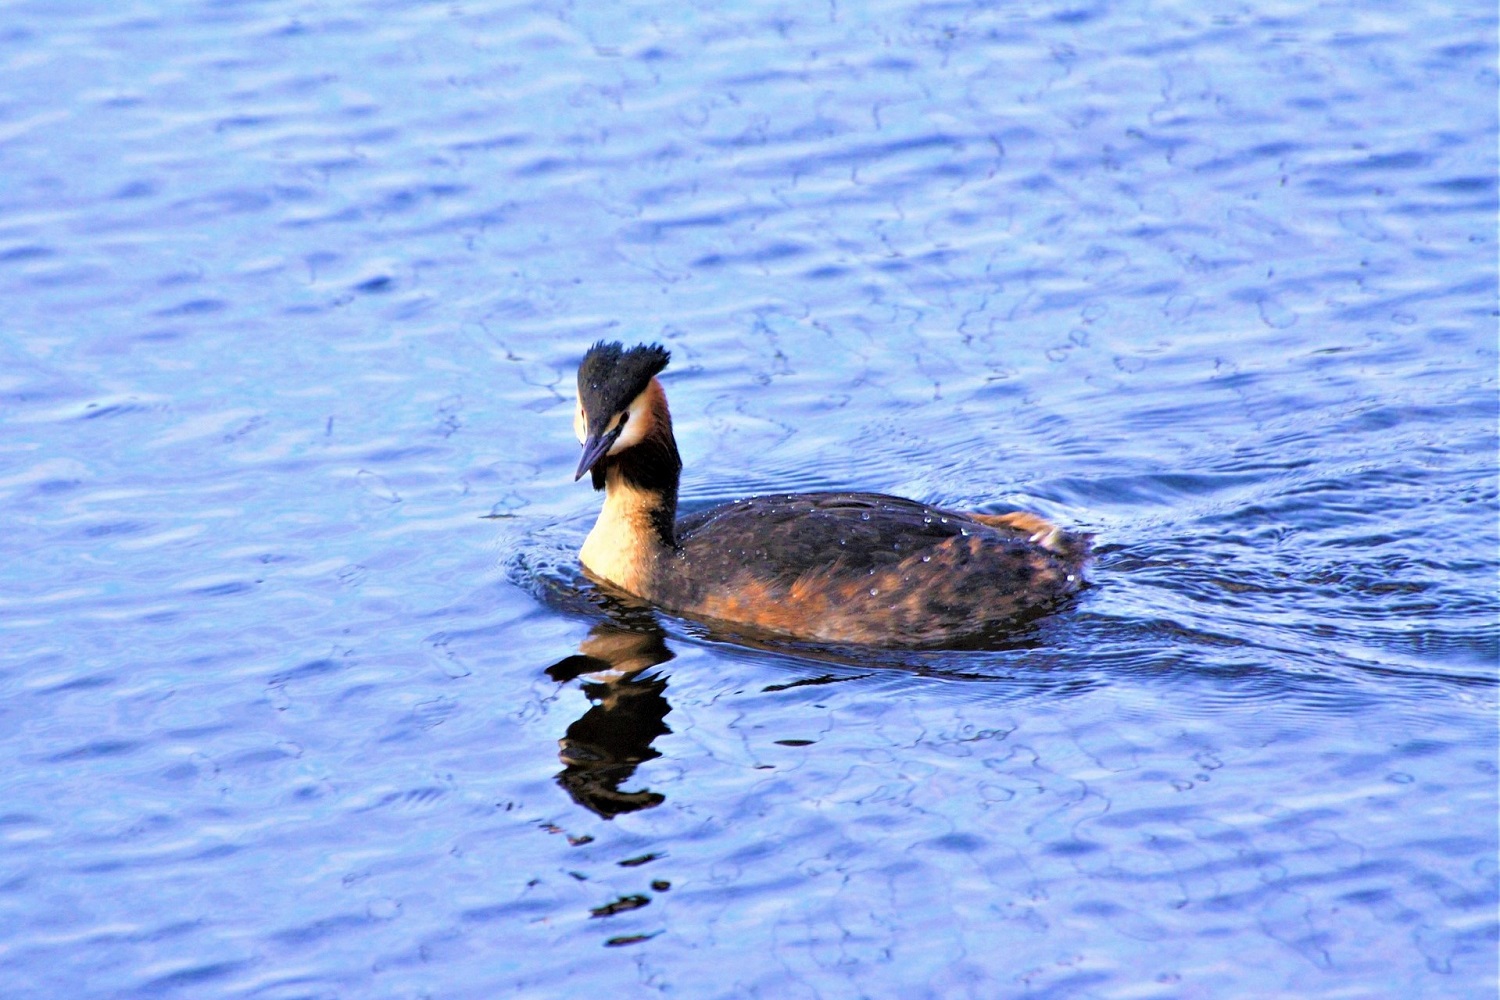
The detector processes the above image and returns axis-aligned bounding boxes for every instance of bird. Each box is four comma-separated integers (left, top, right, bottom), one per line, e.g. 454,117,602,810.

571,341,1091,647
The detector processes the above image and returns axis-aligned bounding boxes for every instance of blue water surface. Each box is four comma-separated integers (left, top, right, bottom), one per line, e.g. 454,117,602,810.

1,1,1496,997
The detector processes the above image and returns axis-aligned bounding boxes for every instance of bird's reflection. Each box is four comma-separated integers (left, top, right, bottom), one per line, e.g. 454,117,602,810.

537,591,1084,819
546,623,675,819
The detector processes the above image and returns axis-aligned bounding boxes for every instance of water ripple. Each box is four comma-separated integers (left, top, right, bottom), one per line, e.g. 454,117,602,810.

0,1,1493,998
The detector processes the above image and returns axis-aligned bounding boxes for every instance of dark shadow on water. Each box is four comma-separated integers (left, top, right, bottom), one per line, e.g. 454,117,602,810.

538,613,1064,822
546,624,675,820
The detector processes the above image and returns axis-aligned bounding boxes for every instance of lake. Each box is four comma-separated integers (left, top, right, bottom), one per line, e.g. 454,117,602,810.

1,1,1496,997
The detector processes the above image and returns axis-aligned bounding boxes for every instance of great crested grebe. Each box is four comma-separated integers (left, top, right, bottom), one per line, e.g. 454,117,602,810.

572,341,1091,647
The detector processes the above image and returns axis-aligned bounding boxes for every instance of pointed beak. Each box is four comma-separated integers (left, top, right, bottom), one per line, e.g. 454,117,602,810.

574,426,621,481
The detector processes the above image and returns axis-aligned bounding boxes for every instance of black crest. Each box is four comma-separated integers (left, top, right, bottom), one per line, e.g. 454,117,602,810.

577,341,671,419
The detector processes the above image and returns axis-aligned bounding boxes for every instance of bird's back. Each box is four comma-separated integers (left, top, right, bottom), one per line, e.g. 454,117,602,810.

650,492,1089,646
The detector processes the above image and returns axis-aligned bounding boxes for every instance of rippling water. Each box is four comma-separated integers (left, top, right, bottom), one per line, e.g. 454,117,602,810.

2,1,1495,997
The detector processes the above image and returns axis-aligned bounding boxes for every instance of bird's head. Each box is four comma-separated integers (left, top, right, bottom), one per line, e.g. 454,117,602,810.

573,341,672,485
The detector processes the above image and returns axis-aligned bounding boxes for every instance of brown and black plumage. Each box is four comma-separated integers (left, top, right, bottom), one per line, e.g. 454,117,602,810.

572,341,1091,647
